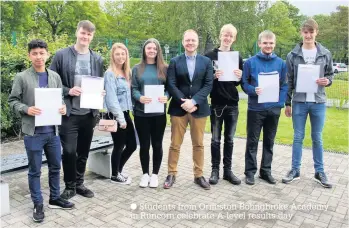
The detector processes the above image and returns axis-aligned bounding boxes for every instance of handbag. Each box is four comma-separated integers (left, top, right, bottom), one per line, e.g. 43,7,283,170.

97,113,118,132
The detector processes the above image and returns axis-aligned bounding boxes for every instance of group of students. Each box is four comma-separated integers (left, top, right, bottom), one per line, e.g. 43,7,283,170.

8,18,334,223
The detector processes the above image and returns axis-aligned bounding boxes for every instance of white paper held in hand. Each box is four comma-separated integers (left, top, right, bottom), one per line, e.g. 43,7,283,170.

218,51,239,81
80,76,104,109
144,85,164,113
296,64,320,93
257,72,280,103
35,88,62,126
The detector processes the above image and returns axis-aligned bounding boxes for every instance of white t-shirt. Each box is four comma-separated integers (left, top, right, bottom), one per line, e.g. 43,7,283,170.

302,47,317,102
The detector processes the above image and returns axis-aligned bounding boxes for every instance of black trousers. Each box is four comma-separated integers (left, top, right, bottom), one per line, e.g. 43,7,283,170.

59,113,96,189
244,108,281,177
210,105,239,172
134,115,167,175
108,111,137,176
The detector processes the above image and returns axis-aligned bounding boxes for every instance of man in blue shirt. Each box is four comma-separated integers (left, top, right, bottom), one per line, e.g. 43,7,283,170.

164,29,213,190
241,30,288,185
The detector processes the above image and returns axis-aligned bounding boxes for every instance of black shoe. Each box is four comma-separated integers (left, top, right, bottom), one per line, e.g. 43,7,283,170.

314,172,332,188
76,184,94,198
223,171,241,185
111,173,131,185
60,188,76,200
33,204,44,223
282,169,300,184
209,170,219,185
259,173,276,184
163,175,176,189
245,176,255,185
48,198,75,210
194,176,211,190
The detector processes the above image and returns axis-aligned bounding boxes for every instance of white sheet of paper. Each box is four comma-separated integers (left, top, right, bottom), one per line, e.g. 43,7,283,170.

144,85,164,113
218,51,239,81
80,76,104,109
35,88,62,126
296,64,320,93
258,72,280,103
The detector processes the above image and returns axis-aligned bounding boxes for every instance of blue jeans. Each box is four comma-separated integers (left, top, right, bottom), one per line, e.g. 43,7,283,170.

292,102,326,173
24,132,61,205
210,105,238,171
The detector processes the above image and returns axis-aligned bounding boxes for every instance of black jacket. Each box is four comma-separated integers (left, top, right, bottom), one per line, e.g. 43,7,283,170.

50,46,104,116
167,54,213,118
204,48,243,106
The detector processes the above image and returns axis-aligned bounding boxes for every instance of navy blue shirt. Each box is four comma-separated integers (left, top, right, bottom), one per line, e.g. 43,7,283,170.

34,71,55,134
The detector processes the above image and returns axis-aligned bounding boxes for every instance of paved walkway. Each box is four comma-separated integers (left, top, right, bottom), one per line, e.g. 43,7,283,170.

1,129,348,228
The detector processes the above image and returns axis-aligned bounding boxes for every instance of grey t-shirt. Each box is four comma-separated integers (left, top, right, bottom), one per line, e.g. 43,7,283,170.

71,53,92,115
302,47,317,102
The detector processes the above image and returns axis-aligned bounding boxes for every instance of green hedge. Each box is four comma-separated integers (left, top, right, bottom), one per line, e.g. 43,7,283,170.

1,32,144,140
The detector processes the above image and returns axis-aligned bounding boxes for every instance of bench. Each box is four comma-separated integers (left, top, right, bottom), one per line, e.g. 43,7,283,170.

0,135,114,174
0,135,114,216
87,135,114,178
0,180,10,216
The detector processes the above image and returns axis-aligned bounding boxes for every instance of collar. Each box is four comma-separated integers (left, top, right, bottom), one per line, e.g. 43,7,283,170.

185,53,197,60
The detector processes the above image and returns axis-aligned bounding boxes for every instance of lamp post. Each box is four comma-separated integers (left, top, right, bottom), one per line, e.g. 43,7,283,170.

164,44,169,62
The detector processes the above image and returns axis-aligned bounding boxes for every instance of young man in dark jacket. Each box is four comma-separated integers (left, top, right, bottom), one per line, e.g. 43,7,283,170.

282,18,333,188
50,20,104,199
9,39,74,223
241,30,288,185
204,24,243,185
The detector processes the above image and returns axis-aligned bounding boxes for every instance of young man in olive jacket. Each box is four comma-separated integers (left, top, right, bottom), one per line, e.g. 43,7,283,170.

9,39,74,223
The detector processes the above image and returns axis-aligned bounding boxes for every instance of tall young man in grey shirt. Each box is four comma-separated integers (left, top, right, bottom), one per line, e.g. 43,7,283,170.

50,20,104,199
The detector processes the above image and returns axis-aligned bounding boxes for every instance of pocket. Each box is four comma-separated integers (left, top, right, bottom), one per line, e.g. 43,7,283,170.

24,135,42,152
117,87,127,95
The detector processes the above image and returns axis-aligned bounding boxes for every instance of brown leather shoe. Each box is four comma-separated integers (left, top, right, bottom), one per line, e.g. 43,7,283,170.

163,175,176,189
194,176,211,190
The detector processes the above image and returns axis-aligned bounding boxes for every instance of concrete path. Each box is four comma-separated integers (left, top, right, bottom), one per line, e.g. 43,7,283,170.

0,129,348,228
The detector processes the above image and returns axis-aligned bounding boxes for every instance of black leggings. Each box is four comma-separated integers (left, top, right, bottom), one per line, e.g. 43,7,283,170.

108,112,137,176
134,115,167,175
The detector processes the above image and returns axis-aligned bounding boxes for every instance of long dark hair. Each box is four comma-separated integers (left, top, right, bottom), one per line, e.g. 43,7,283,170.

137,38,168,81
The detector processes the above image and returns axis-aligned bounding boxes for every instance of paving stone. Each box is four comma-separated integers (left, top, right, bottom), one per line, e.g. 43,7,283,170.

1,130,348,228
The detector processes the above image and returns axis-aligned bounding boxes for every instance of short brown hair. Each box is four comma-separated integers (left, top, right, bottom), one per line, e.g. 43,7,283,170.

76,20,96,33
301,18,318,32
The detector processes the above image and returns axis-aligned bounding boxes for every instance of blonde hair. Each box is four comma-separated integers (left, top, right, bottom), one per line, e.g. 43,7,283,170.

137,38,168,81
183,29,199,40
220,24,237,36
258,30,276,42
108,43,131,83
301,18,319,32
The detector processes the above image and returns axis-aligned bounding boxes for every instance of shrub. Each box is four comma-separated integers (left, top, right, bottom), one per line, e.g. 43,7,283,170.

334,72,348,81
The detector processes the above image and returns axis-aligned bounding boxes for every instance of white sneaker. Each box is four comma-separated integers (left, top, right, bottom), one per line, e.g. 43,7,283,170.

149,174,159,188
139,174,150,188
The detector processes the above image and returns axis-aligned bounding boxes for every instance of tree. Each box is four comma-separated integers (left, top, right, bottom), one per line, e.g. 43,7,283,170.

1,1,36,38
34,1,109,41
314,6,348,63
260,1,297,58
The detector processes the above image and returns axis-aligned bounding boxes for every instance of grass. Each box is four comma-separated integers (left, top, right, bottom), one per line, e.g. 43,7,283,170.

129,57,348,152
166,100,348,153
326,79,348,100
